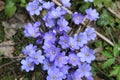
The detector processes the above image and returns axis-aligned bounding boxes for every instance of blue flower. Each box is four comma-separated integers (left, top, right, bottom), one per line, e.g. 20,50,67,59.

77,63,92,77
68,52,80,66
69,37,79,50
43,59,54,71
24,23,40,38
84,27,96,41
26,0,42,15
57,17,71,32
72,12,84,25
21,58,34,72
60,0,71,7
42,1,55,10
22,44,37,55
45,46,60,61
47,68,64,80
49,7,63,19
58,32,69,49
77,46,95,63
29,50,45,65
84,0,94,2
86,8,99,21
74,33,88,47
54,52,68,67
43,14,55,28
44,30,56,44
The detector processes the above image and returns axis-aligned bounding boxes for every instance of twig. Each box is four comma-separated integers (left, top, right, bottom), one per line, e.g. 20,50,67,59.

0,56,26,59
0,58,21,69
52,0,120,51
108,7,120,19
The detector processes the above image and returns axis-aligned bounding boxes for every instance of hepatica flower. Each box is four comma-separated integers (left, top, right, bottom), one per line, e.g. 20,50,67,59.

84,0,94,2
26,0,42,15
77,46,95,63
72,12,84,25
49,7,63,19
74,33,88,48
77,63,92,77
24,22,40,38
84,27,96,41
44,30,56,43
42,1,55,10
21,58,34,72
68,53,80,66
54,52,68,67
47,68,64,80
43,14,55,28
22,44,37,55
29,50,45,65
57,17,71,32
60,0,71,7
45,46,60,61
86,8,99,21
69,37,79,50
43,59,54,70
58,33,69,49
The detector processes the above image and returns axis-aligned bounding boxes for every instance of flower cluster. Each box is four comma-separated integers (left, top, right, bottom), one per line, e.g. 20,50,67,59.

21,0,99,80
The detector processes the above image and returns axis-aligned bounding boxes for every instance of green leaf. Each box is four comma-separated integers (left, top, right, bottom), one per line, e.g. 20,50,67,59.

97,9,115,27
113,44,119,57
79,2,91,13
102,0,112,7
117,72,120,80
94,0,103,8
102,51,113,58
4,0,17,17
103,58,115,69
109,66,120,76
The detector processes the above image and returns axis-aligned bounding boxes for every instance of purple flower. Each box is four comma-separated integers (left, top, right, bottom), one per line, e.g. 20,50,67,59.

33,21,41,27
77,46,95,63
26,1,42,15
77,63,92,77
74,33,88,47
84,0,94,2
24,23,40,38
60,0,71,7
43,14,55,28
72,71,82,80
60,65,70,79
86,8,99,21
57,17,71,32
58,32,69,49
36,36,43,44
47,68,64,80
49,7,63,19
22,44,37,55
45,46,60,61
42,41,55,53
68,53,80,66
86,74,94,80
84,27,96,41
21,58,34,72
43,59,54,71
72,12,84,24
42,1,55,10
69,37,79,50
29,50,45,65
54,52,68,67
44,30,56,43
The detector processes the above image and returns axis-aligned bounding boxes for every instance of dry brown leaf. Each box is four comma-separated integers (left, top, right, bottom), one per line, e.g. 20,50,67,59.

0,40,15,58
0,1,5,11
2,21,17,39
